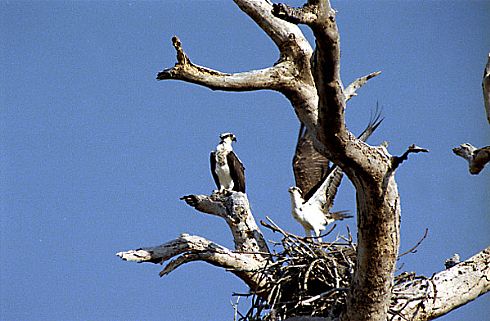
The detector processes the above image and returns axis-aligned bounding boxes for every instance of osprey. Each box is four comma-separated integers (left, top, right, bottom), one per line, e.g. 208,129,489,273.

293,107,383,200
289,108,383,240
210,132,246,193
288,180,352,242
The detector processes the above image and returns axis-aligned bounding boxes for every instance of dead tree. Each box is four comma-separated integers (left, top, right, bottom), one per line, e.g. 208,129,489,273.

117,1,489,320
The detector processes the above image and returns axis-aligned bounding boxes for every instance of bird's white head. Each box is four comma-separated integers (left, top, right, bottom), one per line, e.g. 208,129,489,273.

288,186,304,213
288,186,302,195
220,132,237,144
288,186,303,204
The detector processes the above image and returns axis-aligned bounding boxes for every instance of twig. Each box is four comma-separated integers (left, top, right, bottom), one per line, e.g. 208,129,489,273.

398,228,429,258
300,288,349,305
392,144,429,169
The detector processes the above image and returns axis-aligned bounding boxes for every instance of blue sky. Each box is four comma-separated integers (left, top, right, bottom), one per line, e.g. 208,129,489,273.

1,1,489,320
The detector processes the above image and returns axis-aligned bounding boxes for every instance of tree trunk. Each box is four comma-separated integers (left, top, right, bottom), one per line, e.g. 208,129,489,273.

117,1,489,320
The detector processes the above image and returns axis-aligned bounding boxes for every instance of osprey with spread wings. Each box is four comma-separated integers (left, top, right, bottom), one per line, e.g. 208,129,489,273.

289,110,383,240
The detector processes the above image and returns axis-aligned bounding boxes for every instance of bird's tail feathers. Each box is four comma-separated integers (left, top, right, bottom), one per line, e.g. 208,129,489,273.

329,210,353,221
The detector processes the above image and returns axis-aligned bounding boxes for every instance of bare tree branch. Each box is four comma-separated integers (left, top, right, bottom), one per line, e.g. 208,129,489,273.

344,71,382,101
181,192,269,259
180,194,227,217
233,1,322,134
232,0,313,59
117,192,272,295
160,253,200,277
272,3,318,25
156,36,294,92
116,234,269,291
392,144,430,170
452,144,490,175
398,228,429,258
391,246,490,321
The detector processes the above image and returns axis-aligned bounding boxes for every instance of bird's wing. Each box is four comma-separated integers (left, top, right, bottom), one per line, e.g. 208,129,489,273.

292,123,330,200
227,151,246,193
483,53,490,124
307,108,384,211
305,165,340,210
209,152,220,190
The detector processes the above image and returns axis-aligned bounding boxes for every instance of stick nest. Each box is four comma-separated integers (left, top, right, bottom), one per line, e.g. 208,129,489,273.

235,220,429,321
240,219,356,320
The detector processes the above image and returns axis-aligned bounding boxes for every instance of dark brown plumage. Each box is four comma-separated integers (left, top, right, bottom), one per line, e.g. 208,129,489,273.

293,107,383,209
210,133,246,193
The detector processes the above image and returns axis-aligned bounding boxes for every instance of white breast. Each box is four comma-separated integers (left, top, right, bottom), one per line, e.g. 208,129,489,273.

215,152,234,190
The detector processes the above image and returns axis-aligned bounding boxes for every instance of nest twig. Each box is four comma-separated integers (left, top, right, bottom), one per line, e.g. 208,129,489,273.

236,218,356,320
234,219,429,320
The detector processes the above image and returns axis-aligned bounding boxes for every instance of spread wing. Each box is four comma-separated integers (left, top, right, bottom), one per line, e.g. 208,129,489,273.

210,152,220,190
307,108,384,212
292,123,331,200
227,151,246,193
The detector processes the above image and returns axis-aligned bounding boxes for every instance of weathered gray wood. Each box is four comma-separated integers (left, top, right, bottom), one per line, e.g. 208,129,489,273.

181,192,269,259
344,71,382,101
156,37,293,92
453,143,490,175
390,247,490,321
116,234,268,291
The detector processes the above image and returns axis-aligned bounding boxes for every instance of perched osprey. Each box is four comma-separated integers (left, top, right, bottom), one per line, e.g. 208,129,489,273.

210,132,246,193
289,109,383,240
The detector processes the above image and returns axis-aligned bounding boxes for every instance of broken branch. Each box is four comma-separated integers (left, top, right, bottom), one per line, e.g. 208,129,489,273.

182,192,269,258
157,36,293,92
452,143,490,175
392,144,429,170
390,247,490,321
344,71,382,101
116,234,269,290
